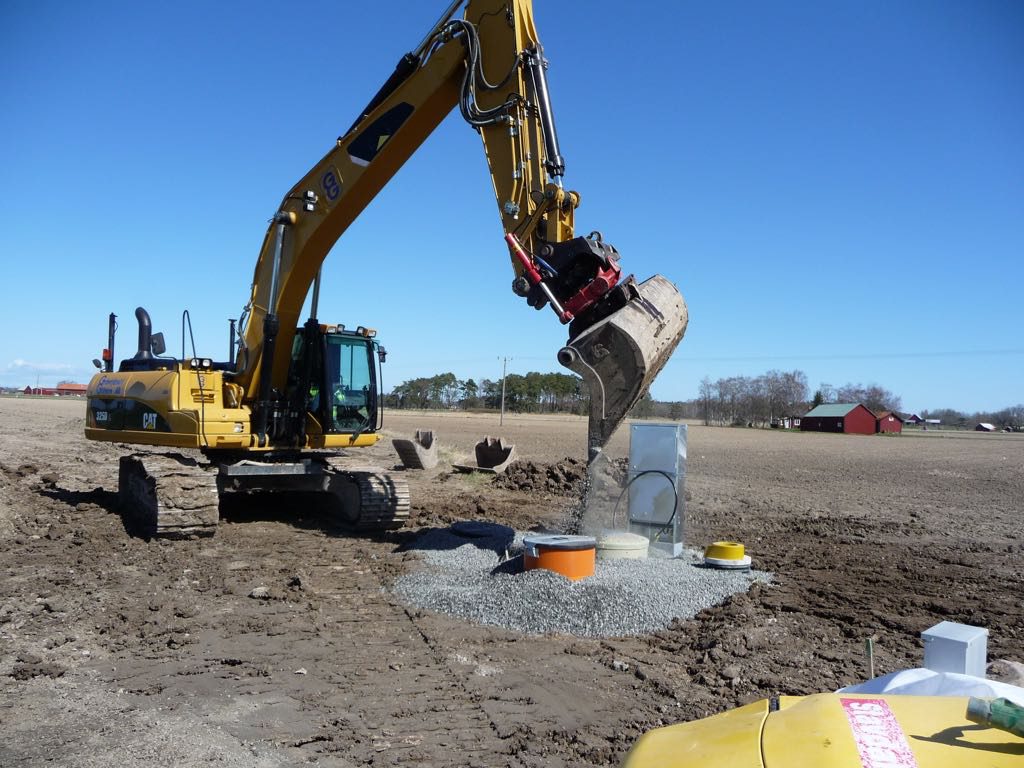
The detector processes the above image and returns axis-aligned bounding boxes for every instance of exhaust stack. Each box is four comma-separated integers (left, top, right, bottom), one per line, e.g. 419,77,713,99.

133,307,154,360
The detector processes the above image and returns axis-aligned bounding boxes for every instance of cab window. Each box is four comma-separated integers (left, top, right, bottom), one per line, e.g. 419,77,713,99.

324,335,373,433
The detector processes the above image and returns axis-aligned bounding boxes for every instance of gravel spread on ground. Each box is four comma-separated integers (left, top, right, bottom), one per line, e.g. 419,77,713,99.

393,526,771,638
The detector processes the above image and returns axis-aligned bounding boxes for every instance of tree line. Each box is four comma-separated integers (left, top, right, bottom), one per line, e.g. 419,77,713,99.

687,374,906,426
919,404,1024,430
385,371,586,414
695,370,810,427
385,369,905,424
811,382,902,414
385,369,1023,431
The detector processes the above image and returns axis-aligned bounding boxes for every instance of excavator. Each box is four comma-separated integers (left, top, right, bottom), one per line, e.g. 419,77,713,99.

84,0,688,537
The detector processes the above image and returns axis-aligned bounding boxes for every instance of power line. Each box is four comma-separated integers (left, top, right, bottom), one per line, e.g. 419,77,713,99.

684,349,1024,363
395,349,1024,367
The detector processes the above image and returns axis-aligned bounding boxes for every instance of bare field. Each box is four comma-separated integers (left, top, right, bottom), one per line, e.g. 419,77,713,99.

1,398,1022,766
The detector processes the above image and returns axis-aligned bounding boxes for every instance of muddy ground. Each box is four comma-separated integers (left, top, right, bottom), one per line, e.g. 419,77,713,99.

1,398,1021,766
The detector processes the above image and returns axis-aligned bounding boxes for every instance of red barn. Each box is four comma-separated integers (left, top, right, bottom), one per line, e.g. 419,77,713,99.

22,383,88,397
875,411,904,434
55,383,88,396
800,403,877,435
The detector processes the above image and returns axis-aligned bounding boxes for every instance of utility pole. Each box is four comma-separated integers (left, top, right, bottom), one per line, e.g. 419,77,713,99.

499,356,511,426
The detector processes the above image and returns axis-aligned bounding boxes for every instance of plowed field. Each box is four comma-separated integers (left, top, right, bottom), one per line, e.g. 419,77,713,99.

1,398,1021,766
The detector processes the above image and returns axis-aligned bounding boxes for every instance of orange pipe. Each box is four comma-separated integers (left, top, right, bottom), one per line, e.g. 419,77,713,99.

524,545,595,581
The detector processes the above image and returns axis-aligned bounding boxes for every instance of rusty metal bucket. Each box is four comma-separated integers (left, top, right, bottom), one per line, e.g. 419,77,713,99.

453,436,517,474
558,275,688,460
391,429,439,470
475,436,516,472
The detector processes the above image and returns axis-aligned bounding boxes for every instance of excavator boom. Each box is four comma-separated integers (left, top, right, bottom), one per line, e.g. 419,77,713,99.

235,0,688,454
85,0,689,539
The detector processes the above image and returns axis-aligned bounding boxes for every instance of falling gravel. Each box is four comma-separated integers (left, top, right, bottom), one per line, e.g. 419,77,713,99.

393,527,771,637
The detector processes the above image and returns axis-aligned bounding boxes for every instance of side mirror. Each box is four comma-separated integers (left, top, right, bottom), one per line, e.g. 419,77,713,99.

377,346,387,363
150,332,166,357
92,359,102,369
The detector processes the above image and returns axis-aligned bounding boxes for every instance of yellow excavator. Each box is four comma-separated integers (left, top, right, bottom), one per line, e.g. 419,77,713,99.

85,0,688,537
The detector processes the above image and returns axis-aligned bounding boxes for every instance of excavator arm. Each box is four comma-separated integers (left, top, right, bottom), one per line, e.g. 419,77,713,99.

238,0,688,458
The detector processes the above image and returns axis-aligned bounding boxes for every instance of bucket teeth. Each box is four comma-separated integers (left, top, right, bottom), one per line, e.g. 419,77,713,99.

558,275,688,458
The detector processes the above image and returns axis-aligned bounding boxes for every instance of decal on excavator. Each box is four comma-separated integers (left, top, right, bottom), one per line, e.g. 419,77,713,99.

347,102,414,167
94,376,124,396
89,399,171,433
321,166,343,202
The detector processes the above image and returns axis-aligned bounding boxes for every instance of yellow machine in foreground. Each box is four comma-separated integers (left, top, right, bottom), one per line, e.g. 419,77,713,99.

85,0,688,536
623,692,1024,767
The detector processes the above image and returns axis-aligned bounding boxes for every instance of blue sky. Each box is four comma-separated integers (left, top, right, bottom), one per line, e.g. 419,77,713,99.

2,1,1021,412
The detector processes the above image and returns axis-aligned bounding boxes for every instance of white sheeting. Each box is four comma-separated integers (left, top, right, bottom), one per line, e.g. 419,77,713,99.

839,667,1024,707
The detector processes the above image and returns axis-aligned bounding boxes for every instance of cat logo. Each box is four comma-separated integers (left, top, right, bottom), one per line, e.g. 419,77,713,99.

142,412,158,431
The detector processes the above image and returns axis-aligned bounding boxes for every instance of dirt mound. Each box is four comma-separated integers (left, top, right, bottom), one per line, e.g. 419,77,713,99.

494,457,586,495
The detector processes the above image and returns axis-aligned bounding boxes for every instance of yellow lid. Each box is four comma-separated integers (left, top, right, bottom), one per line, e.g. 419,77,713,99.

704,541,745,560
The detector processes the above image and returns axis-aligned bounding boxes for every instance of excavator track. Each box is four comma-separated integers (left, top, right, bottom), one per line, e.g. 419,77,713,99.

326,460,411,531
120,454,409,537
118,454,220,538
215,456,410,532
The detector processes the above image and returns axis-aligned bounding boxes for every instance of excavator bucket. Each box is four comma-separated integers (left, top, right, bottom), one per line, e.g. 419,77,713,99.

392,429,439,470
454,436,517,474
558,275,688,461
474,436,517,473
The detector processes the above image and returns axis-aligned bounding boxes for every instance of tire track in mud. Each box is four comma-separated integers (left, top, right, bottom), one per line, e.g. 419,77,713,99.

277,534,517,765
100,519,521,766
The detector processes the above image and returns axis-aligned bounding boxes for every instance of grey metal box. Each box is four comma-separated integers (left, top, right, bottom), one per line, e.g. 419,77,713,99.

628,422,686,556
921,621,988,677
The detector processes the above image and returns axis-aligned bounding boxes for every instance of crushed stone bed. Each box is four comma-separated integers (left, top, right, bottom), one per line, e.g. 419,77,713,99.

393,527,771,637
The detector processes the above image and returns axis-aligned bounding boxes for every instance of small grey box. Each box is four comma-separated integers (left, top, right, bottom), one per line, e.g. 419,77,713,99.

628,422,686,557
921,621,988,677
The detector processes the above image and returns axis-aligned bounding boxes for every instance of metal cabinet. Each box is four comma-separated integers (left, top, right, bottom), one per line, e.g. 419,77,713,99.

628,422,686,556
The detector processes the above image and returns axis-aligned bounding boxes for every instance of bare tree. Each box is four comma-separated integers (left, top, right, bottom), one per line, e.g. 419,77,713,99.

698,377,714,426
696,370,810,427
782,370,809,414
994,404,1024,428
836,382,901,413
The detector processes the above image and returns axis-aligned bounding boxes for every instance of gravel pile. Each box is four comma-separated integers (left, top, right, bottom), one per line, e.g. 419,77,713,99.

393,527,770,638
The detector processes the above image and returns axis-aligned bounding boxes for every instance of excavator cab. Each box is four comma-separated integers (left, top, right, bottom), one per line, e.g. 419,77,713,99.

321,331,377,433
289,325,381,438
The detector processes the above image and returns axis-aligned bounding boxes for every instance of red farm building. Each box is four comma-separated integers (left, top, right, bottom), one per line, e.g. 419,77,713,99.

875,411,904,434
800,403,877,435
22,383,88,397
